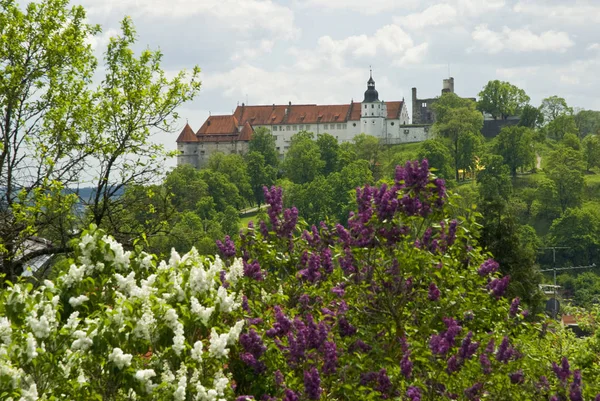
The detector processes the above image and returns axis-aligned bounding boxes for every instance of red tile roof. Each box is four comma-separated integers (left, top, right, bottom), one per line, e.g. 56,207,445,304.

239,122,253,141
231,101,405,126
197,115,239,135
175,123,198,143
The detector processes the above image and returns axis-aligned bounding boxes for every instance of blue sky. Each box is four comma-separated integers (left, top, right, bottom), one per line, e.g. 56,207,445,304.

75,0,600,167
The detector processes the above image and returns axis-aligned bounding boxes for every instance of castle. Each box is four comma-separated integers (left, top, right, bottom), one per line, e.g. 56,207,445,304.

176,73,487,168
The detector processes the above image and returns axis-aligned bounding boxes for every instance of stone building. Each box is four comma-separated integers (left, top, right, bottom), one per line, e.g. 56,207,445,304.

177,72,425,168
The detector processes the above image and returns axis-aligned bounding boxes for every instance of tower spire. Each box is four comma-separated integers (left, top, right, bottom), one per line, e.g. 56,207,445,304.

370,65,372,79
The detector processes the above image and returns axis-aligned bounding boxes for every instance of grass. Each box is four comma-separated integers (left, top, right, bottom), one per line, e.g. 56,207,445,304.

239,210,260,229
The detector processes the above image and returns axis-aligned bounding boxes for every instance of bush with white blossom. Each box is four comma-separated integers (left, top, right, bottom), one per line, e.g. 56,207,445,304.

0,226,245,400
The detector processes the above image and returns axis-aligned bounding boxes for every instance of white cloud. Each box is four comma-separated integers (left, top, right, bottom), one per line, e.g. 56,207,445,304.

587,43,600,51
300,0,416,14
396,4,458,30
513,1,600,24
230,40,275,61
396,43,430,65
471,25,575,54
316,25,427,65
81,0,299,39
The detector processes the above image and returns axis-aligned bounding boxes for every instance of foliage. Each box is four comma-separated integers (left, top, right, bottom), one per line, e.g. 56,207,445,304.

0,1,200,280
206,153,253,205
283,132,325,184
562,133,581,151
477,80,530,120
574,109,600,138
493,126,536,176
433,94,484,180
316,134,340,175
418,139,454,179
582,135,600,172
246,152,276,207
518,104,544,129
548,206,600,267
540,96,573,124
249,127,279,168
545,115,579,141
545,147,585,212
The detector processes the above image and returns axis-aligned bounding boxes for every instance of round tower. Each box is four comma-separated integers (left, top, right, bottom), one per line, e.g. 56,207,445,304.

360,69,386,138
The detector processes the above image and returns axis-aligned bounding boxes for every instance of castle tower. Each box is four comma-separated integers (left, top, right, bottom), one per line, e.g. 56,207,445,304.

360,69,386,138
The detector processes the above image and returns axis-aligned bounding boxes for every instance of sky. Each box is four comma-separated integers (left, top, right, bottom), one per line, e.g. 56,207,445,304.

74,0,600,168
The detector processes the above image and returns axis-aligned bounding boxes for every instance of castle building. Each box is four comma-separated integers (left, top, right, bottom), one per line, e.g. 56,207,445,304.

176,72,422,168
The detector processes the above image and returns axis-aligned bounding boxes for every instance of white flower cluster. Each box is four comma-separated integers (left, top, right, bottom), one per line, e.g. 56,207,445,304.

0,229,249,400
108,347,133,369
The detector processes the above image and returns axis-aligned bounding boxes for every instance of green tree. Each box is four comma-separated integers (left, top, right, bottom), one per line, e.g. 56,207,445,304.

246,151,275,206
545,146,585,212
574,109,600,138
494,126,535,176
545,114,579,141
164,164,208,212
206,152,253,205
562,132,581,151
418,139,454,179
0,3,200,279
582,134,600,172
316,133,339,174
433,93,484,180
477,80,530,120
249,127,279,168
549,206,600,266
519,104,544,128
197,169,244,211
283,132,324,184
540,95,573,124
477,154,512,214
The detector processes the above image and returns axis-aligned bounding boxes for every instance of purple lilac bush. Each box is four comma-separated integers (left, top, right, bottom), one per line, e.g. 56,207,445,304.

217,160,600,400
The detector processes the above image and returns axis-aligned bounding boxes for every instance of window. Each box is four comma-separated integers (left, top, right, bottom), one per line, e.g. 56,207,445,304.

200,150,205,154
277,147,280,151
273,126,278,131
343,124,347,129
378,104,381,109
337,124,341,129
293,125,297,130
373,120,376,124
305,125,310,130
422,102,427,107
181,151,184,154
372,112,374,116
371,104,374,109
364,105,367,109
286,126,291,131
391,122,395,126
353,123,357,127
404,129,410,134
324,124,328,130
280,126,284,131
299,125,303,130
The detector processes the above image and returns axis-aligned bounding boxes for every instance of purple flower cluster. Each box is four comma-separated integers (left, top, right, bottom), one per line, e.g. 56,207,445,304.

348,339,371,353
495,336,517,364
216,235,236,258
478,258,499,276
509,369,524,384
299,252,322,283
322,341,338,374
240,329,267,373
479,354,492,374
509,297,520,317
428,282,441,301
570,370,583,401
266,306,292,338
458,331,479,360
552,357,572,383
262,186,298,240
283,389,299,401
337,316,357,337
406,386,421,401
464,383,483,400
303,367,322,400
488,275,510,298
243,260,264,281
395,160,447,216
361,369,395,398
429,317,462,356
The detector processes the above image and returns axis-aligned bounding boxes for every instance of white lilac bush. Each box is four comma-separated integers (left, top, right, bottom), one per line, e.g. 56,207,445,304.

0,227,245,400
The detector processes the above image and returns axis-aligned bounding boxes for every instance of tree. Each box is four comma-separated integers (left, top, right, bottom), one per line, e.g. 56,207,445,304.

246,151,275,207
574,109,600,138
164,164,208,212
582,134,600,172
206,152,253,206
494,126,535,176
316,133,339,175
282,132,324,184
477,80,530,120
519,104,544,128
433,93,484,180
561,132,581,150
197,170,244,212
545,114,579,141
418,139,454,179
0,5,200,280
540,95,573,124
545,146,585,212
549,206,600,266
248,127,279,168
